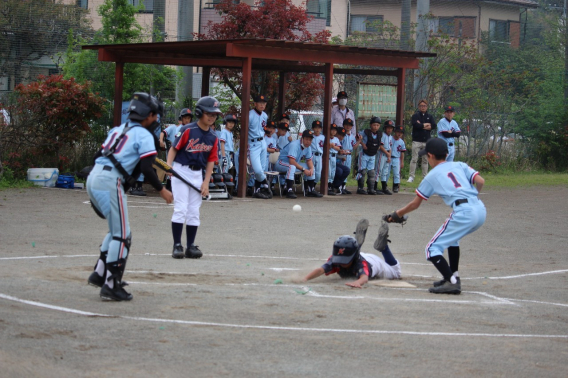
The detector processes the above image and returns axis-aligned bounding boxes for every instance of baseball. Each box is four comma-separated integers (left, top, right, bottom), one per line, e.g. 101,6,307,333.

293,204,301,212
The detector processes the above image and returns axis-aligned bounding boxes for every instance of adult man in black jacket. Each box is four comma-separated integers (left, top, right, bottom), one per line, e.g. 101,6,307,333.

408,100,436,182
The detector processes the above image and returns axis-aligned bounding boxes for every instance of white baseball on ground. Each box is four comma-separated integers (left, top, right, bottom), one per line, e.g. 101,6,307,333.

293,204,301,212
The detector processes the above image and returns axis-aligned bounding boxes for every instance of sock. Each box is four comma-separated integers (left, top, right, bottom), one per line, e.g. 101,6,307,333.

255,180,262,192
186,225,198,246
286,179,294,191
95,259,105,276
261,179,269,188
381,245,398,266
172,222,184,245
428,255,453,282
105,270,114,289
448,246,460,273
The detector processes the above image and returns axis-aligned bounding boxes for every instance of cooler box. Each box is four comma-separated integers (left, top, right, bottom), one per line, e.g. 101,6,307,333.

56,175,75,189
27,168,59,187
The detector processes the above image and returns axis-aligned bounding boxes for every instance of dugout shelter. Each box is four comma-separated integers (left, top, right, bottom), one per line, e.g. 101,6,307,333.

82,39,435,197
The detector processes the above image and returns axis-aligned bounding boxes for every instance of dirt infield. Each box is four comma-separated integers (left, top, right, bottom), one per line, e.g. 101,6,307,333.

1,185,567,377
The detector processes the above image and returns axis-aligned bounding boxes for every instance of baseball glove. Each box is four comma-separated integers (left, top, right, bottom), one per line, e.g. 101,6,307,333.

382,211,408,225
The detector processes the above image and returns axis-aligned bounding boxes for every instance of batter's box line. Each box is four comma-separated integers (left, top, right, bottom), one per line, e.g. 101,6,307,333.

1,293,565,340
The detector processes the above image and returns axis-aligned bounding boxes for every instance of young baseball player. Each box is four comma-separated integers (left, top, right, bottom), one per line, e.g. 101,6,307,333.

264,120,278,173
375,120,394,195
386,138,486,294
389,126,407,193
338,118,357,194
87,92,173,301
278,112,293,146
327,124,341,195
220,114,237,174
330,126,351,195
437,105,461,162
303,222,402,288
248,94,272,199
356,117,382,195
274,129,322,199
310,120,325,186
167,96,221,260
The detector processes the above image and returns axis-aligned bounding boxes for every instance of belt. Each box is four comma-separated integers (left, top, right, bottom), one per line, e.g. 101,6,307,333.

314,152,322,156
103,165,113,171
182,165,203,171
449,143,454,146
330,153,336,157
454,198,468,206
251,137,263,142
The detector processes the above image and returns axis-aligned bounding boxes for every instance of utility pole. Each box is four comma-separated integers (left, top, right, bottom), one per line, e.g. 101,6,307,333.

400,0,411,50
177,0,194,106
151,0,166,97
413,0,430,106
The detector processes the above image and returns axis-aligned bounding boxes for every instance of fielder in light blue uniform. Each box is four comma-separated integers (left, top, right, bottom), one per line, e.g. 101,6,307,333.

87,92,173,301
437,105,461,162
310,120,324,184
248,95,271,198
388,138,486,295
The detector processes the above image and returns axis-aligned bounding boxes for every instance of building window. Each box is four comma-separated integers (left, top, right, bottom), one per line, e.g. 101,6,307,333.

130,0,154,13
490,19,509,43
430,17,476,38
307,0,331,26
76,0,88,9
350,15,383,33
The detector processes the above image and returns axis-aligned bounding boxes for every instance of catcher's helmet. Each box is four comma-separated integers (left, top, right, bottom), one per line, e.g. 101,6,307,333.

224,114,238,124
194,96,222,119
331,235,360,265
179,108,193,119
127,92,160,121
370,116,382,125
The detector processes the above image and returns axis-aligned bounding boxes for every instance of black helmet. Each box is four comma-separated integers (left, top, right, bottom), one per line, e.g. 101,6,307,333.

224,114,238,124
370,116,382,125
179,108,193,119
195,96,222,119
127,92,160,121
384,120,395,128
331,235,360,265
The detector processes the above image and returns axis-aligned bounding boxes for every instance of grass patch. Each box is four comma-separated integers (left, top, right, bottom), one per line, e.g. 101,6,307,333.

0,168,35,190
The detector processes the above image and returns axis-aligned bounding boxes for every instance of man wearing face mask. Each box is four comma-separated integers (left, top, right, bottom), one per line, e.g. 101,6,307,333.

331,91,357,132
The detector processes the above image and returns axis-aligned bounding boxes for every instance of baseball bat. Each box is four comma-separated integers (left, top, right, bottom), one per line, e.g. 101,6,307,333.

153,158,211,201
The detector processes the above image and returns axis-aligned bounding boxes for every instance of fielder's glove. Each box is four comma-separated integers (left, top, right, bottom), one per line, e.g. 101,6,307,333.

383,211,408,225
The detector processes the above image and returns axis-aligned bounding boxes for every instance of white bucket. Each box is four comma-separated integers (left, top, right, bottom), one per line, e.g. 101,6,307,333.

27,168,59,187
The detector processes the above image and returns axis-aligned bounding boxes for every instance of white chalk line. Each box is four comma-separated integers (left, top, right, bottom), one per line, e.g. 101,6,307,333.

465,269,568,280
0,292,565,339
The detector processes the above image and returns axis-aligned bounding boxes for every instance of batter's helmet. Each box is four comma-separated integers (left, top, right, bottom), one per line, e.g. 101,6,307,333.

370,116,382,125
194,96,222,119
127,92,160,121
331,235,360,265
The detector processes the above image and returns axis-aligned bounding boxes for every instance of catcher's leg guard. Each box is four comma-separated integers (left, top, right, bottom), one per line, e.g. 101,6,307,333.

357,171,367,194
367,169,377,195
100,258,132,301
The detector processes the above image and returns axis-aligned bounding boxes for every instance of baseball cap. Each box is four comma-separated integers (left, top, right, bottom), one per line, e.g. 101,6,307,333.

418,138,448,157
301,129,314,138
280,113,290,120
265,120,276,128
394,125,405,133
336,127,346,136
444,105,456,112
253,94,268,103
277,122,290,130
336,91,348,98
330,123,338,130
312,120,322,128
384,120,395,128
343,118,353,126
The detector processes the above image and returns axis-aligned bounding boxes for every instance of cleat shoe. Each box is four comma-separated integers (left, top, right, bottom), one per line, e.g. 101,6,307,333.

342,187,352,195
354,219,369,247
185,244,203,259
393,183,400,193
367,188,377,195
373,221,390,252
261,186,273,199
407,177,414,183
429,280,461,295
286,190,297,199
89,271,128,288
172,243,185,259
252,191,269,199
356,188,367,195
306,190,323,198
100,284,133,301
433,277,460,287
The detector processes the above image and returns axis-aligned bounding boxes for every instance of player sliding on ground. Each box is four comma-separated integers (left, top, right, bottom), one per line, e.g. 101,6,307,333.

384,138,486,295
303,219,401,288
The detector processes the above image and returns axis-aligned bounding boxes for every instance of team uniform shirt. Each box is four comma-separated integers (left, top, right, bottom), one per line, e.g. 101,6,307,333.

264,134,277,150
220,128,234,154
391,138,406,158
416,162,480,206
342,131,356,152
381,133,393,152
278,139,313,165
329,136,341,157
163,124,182,145
331,106,357,130
249,109,268,140
311,134,325,155
437,117,461,146
322,254,371,279
172,122,219,169
95,122,157,175
277,134,290,150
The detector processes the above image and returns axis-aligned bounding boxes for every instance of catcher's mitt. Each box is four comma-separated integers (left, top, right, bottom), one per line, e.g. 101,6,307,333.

382,211,408,225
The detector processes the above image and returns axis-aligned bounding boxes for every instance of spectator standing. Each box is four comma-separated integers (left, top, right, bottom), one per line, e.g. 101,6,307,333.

408,100,436,183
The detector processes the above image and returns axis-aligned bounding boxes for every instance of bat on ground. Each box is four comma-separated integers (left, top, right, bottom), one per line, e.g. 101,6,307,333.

153,158,211,201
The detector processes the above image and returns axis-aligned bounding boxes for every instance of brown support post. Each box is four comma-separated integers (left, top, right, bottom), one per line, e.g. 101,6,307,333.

201,67,211,97
113,62,124,127
237,58,252,198
396,68,406,126
277,72,286,115
320,63,333,195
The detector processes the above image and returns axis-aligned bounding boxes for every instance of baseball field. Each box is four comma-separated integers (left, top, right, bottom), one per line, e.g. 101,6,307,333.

0,185,566,377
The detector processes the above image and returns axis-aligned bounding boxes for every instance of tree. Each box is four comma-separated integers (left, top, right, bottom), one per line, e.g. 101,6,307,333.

63,0,179,101
0,75,106,176
0,0,92,89
196,0,331,116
